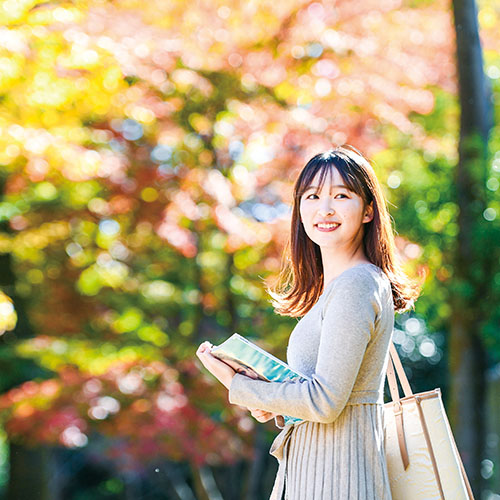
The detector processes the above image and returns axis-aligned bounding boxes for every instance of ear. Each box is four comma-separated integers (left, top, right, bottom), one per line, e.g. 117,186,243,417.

363,201,374,223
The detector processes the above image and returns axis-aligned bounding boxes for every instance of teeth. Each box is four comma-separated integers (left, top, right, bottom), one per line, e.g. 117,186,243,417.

317,223,339,229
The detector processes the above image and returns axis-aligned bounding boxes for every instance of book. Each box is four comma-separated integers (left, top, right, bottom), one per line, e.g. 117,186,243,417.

211,333,310,426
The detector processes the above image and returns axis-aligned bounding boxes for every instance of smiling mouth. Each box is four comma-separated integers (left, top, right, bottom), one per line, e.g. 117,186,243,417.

315,222,340,231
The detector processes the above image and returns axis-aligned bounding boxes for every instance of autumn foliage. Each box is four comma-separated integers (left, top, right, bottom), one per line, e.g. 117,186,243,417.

0,0,499,478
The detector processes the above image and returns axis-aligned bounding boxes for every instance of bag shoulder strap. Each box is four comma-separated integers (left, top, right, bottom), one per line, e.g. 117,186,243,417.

388,342,413,398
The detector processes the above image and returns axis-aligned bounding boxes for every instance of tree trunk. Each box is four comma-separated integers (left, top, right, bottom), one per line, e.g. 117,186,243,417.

246,425,270,500
0,179,56,499
189,463,216,500
486,366,500,493
161,461,198,500
450,0,493,495
7,443,56,500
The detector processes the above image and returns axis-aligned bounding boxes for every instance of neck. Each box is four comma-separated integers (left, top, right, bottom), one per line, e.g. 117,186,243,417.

321,250,370,291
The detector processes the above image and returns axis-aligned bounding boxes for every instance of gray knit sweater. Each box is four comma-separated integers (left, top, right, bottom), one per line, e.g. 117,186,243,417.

228,262,395,499
228,262,394,424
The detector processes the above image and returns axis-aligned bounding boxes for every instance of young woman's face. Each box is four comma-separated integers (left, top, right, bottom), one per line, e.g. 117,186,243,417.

299,166,373,253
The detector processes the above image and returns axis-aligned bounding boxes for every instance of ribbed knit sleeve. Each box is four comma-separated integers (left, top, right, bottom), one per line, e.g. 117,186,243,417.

228,270,380,424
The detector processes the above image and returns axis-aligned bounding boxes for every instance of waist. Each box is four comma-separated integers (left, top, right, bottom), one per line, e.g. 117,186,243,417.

270,390,384,461
270,391,383,458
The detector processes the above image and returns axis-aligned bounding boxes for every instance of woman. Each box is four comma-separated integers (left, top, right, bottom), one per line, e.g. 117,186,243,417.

197,145,421,500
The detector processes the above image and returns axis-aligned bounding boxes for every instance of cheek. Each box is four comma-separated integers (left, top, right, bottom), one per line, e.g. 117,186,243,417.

299,205,313,231
343,202,362,218
299,205,312,225
299,202,307,221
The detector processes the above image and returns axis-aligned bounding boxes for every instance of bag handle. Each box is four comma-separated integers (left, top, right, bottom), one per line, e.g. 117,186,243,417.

389,342,413,401
385,344,411,470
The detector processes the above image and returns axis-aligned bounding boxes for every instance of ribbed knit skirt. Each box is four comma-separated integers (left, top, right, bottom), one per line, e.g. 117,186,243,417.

278,403,392,500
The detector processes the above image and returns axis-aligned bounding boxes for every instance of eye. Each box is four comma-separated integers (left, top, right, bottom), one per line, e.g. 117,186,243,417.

305,193,348,199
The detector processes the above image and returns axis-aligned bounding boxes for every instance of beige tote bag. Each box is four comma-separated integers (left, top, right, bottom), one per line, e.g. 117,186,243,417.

384,342,475,500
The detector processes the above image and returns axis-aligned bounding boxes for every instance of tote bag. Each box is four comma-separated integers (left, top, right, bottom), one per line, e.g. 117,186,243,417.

383,342,475,500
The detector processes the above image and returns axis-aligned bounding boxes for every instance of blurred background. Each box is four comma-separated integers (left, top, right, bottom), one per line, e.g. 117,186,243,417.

0,0,499,498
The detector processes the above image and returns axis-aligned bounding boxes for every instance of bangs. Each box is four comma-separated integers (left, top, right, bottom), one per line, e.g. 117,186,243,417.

295,151,364,201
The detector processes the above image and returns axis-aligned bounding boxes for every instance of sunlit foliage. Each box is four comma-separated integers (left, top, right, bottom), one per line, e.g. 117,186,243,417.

0,0,498,478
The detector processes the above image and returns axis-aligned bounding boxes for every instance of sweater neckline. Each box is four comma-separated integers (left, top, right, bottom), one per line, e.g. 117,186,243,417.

320,262,380,298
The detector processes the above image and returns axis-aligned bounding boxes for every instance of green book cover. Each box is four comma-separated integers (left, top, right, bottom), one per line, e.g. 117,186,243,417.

212,333,309,426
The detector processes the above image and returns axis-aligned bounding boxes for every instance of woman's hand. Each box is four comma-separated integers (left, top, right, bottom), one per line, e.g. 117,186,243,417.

249,408,279,423
196,342,279,423
196,341,237,390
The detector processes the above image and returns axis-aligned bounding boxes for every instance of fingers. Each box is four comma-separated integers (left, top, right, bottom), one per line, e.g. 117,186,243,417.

253,409,267,417
196,341,214,356
249,408,275,422
196,342,215,373
251,409,273,417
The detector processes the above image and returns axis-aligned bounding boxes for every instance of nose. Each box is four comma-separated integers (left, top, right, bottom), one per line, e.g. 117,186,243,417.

318,197,335,216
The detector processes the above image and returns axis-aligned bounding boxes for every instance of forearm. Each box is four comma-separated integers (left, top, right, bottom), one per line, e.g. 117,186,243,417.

229,371,357,424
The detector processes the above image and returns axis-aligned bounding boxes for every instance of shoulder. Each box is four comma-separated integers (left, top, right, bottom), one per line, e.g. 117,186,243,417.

321,265,387,316
335,264,385,292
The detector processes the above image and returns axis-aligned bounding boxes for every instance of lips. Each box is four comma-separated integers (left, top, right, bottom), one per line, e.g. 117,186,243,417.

315,222,341,232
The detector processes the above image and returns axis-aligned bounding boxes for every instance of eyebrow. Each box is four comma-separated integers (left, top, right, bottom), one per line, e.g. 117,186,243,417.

304,184,350,192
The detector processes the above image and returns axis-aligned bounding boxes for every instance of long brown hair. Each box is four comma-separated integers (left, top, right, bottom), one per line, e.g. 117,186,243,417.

266,145,422,317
